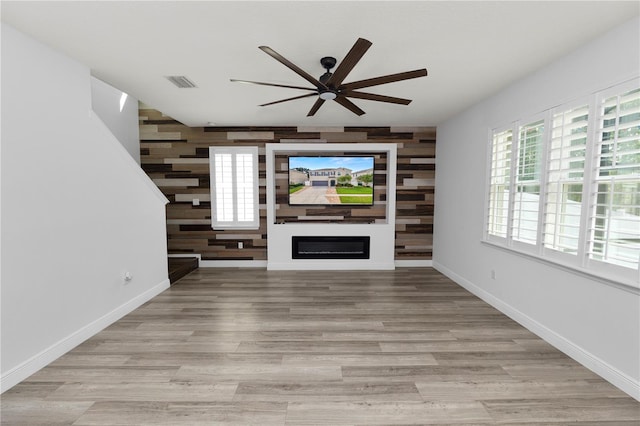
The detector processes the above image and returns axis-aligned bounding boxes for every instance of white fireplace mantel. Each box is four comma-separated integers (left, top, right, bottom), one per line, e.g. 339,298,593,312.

265,143,397,270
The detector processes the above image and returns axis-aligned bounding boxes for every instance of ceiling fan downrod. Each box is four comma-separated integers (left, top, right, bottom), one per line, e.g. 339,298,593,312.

319,56,338,99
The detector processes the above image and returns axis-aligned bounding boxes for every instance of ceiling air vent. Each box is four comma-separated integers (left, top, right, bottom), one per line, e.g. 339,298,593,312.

165,75,197,88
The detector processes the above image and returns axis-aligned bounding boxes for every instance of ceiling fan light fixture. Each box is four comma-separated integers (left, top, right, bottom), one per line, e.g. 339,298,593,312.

319,90,337,100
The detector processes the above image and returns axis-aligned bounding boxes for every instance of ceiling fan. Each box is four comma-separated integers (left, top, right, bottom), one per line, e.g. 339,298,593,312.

231,38,428,117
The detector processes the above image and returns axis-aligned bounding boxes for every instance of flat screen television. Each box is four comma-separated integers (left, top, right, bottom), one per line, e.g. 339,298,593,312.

288,156,375,206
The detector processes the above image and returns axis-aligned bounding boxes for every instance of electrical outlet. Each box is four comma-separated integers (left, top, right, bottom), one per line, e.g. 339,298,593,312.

238,242,243,249
490,269,496,280
192,198,200,206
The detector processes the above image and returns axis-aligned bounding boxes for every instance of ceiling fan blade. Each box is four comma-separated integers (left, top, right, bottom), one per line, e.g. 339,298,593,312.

230,79,317,91
343,90,412,105
335,96,365,116
307,98,326,116
259,93,318,107
326,38,372,87
259,46,328,89
341,69,428,91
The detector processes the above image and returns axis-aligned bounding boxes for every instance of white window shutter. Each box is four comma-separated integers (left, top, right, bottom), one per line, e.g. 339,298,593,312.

543,105,589,255
210,147,259,229
588,88,640,269
487,129,513,239
511,119,544,245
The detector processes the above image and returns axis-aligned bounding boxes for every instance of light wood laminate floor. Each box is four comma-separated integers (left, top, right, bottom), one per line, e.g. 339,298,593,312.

2,268,638,425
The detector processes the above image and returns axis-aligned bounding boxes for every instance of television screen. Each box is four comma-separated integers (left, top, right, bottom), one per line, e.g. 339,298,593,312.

288,156,375,206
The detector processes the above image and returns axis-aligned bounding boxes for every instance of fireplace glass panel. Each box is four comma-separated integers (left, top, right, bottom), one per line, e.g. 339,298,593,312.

292,236,370,259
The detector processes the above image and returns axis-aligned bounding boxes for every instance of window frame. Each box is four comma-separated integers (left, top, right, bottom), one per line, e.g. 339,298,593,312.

484,79,640,289
209,146,260,230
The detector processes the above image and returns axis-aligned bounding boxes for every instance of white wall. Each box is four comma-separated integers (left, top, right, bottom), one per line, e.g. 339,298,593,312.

91,77,141,164
434,17,640,400
0,24,170,392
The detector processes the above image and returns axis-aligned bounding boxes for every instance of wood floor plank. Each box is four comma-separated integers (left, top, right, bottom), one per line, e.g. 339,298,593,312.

123,353,283,367
1,267,638,425
501,362,603,380
415,379,630,401
236,341,382,353
0,400,93,426
483,397,640,423
281,353,439,366
379,340,527,353
73,401,288,425
233,381,424,402
0,382,66,400
46,354,132,367
431,350,568,366
83,341,240,354
173,364,343,383
188,330,324,342
320,330,457,341
45,382,238,402
23,366,178,384
284,401,494,425
342,365,514,383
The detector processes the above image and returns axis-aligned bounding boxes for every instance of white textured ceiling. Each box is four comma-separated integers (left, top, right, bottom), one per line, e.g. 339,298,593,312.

2,1,638,127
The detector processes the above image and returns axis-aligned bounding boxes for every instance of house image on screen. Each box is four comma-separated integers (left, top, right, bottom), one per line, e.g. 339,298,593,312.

351,168,374,186
289,169,308,185
308,167,352,187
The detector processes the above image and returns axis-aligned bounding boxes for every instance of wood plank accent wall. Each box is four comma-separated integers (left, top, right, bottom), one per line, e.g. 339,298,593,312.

139,108,436,261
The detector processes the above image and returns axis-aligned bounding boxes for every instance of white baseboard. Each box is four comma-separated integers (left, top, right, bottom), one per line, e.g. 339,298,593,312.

1,278,170,393
433,261,640,402
395,260,433,268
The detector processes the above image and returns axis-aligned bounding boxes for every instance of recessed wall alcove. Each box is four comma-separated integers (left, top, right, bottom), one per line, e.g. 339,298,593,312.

266,143,397,270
